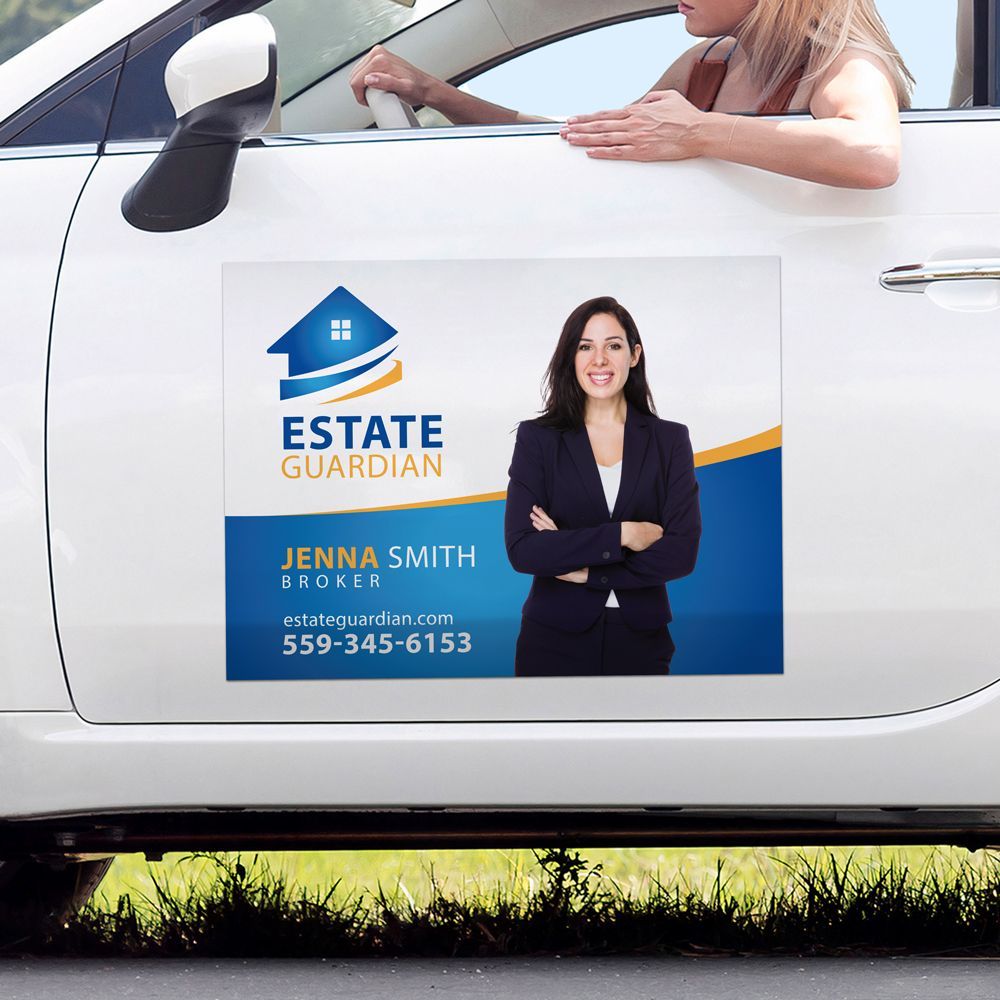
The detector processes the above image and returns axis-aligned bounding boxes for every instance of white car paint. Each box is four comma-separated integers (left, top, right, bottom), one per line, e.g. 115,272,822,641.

0,153,95,713
3,682,1000,818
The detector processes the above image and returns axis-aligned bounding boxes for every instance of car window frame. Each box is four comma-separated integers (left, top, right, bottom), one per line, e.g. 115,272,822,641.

990,0,1000,101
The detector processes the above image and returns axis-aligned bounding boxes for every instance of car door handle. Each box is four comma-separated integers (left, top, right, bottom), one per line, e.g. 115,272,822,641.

880,259,1000,293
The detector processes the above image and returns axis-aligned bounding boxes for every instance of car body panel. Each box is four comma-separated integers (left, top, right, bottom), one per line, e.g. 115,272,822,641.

3,679,1000,819
46,117,1000,724
0,151,95,712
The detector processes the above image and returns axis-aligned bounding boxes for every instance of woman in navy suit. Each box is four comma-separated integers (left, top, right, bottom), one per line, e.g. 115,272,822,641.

505,297,701,677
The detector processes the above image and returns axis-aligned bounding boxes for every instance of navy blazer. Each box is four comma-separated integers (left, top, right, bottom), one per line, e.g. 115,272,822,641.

505,405,701,632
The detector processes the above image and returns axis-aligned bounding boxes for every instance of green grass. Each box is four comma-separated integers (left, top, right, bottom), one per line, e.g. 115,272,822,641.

6,845,983,957
93,845,995,912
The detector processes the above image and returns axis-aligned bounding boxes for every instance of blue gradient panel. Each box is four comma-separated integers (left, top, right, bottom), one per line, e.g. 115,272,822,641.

668,447,783,675
225,448,782,680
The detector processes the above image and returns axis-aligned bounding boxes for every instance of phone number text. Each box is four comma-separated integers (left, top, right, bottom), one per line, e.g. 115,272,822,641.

282,632,472,655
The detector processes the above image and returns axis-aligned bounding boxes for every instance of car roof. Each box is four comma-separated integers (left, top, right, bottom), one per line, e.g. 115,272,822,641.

0,0,179,126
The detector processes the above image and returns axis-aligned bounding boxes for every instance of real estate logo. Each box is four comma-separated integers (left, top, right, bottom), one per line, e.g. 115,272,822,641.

267,286,402,402
269,287,442,483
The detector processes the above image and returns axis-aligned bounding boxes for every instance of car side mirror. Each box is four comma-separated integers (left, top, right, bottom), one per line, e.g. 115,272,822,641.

122,13,277,233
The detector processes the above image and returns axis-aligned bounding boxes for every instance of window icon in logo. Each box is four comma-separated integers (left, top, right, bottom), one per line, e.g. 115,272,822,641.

268,287,402,402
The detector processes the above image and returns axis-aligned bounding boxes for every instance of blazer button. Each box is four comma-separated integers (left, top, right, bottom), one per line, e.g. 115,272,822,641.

602,551,610,560
601,576,609,585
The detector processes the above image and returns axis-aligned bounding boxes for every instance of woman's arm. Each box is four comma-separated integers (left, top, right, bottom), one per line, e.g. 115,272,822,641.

561,49,902,189
584,427,701,593
350,45,551,125
505,423,624,577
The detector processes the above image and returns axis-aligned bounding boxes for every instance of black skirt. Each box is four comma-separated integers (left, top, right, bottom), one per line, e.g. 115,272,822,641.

515,608,674,677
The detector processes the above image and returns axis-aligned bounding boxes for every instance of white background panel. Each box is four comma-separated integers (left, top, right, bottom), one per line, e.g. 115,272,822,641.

223,258,780,516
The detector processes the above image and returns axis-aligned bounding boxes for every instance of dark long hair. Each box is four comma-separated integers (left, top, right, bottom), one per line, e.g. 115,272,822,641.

536,296,657,430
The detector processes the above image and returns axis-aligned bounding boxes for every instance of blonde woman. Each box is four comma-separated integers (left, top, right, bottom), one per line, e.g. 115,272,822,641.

350,0,913,189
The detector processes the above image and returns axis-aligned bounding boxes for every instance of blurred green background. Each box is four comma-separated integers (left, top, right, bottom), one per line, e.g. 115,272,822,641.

0,0,102,65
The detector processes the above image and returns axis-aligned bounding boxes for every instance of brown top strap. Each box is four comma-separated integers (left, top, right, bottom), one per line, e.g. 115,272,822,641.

685,41,805,114
686,57,729,112
758,64,806,115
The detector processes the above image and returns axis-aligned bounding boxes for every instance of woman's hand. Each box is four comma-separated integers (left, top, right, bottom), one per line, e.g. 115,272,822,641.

559,91,708,161
350,44,547,126
622,521,664,552
556,568,589,585
349,45,437,108
530,505,558,533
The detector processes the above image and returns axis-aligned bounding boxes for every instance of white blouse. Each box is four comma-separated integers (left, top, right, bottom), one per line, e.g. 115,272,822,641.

596,461,622,609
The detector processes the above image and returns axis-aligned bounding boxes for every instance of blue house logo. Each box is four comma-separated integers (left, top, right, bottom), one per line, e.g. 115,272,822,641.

268,287,401,402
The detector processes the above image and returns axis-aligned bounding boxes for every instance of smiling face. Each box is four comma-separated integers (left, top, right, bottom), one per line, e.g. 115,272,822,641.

574,313,642,404
677,0,758,37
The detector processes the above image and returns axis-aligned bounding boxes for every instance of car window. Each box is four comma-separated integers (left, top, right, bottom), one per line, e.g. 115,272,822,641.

99,0,455,143
0,40,124,147
443,13,693,125
454,0,973,122
4,0,984,149
211,0,457,102
5,60,120,146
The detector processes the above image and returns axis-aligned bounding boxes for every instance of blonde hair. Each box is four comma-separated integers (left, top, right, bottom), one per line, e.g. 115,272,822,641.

737,0,915,109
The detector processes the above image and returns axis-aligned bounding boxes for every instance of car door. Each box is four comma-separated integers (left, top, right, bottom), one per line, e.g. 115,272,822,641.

46,0,1000,724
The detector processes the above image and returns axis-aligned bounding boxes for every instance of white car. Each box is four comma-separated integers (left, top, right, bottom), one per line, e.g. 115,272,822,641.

1,0,999,915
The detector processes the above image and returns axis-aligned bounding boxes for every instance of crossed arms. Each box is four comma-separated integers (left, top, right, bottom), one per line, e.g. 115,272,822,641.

504,423,701,592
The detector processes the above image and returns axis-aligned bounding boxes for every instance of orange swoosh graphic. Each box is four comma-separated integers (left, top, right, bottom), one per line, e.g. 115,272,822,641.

694,425,781,468
321,360,403,404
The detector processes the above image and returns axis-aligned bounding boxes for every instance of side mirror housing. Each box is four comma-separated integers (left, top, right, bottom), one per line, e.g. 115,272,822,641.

122,14,277,233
